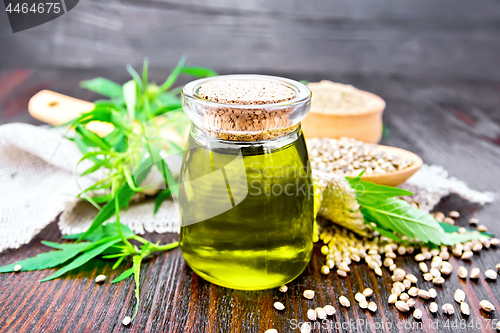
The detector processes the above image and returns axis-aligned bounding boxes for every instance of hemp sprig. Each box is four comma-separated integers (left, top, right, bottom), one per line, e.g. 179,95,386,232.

0,58,217,322
346,174,491,246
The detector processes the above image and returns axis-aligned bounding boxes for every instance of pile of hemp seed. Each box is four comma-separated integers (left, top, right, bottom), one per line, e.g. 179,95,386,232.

308,137,413,175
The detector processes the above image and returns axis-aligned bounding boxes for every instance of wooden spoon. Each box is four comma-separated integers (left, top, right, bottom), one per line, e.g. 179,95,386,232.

346,145,423,186
29,90,115,137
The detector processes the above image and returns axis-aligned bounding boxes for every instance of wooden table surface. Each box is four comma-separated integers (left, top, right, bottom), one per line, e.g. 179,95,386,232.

1,69,500,333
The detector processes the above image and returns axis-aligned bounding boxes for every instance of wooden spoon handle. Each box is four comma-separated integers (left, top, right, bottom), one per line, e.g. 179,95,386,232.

28,90,114,137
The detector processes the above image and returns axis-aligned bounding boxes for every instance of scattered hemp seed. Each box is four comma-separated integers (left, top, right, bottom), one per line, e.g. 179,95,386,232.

452,248,463,257
430,268,441,278
307,309,317,321
400,293,410,301
418,289,430,300
423,273,433,281
458,266,468,279
461,302,471,316
449,211,460,218
461,251,473,260
482,238,491,249
391,286,402,297
470,268,480,279
440,251,450,260
414,254,426,262
497,263,500,271
440,263,453,275
95,275,106,283
469,217,479,225
359,300,369,309
355,292,366,303
368,301,377,313
279,285,288,293
443,303,455,315
274,302,285,311
337,270,347,277
434,212,445,222
122,316,132,326
395,301,410,312
472,243,483,252
419,262,428,273
485,269,498,280
363,288,373,298
383,258,393,267
388,294,398,304
454,289,465,303
323,305,336,316
406,298,416,308
350,254,361,262
413,309,423,320
321,265,330,275
429,302,438,313
339,296,350,308
428,288,437,299
300,324,311,333
14,264,22,272
406,274,418,284
403,279,412,290
315,307,327,320
480,300,495,312
392,268,406,281
386,252,397,259
491,238,500,247
478,225,488,232
431,257,442,268
444,217,455,225
433,277,445,285
368,261,379,270
408,287,418,297
303,290,315,300
393,281,405,291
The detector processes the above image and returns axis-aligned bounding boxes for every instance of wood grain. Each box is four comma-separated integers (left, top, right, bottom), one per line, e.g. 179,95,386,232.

1,69,500,332
1,0,500,79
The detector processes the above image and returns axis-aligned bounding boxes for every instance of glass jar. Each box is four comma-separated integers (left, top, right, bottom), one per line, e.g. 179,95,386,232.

179,75,313,290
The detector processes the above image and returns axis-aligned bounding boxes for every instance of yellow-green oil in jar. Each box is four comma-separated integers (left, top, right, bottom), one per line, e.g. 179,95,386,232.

178,128,313,290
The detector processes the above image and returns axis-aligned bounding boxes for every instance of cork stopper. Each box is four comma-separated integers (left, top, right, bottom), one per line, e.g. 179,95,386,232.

183,75,311,142
198,79,296,105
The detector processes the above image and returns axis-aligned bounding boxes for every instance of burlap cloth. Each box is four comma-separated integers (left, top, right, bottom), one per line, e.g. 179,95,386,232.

0,123,494,252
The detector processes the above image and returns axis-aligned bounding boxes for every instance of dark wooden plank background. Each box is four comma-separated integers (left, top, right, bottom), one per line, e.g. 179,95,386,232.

0,68,500,332
1,0,500,79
